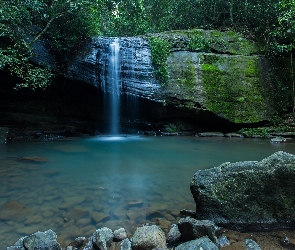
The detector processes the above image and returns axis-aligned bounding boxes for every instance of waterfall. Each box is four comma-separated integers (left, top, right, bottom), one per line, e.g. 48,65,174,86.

103,38,121,135
94,37,160,134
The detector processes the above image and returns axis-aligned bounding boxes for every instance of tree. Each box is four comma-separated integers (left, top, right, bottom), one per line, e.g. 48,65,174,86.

0,0,102,89
272,0,295,111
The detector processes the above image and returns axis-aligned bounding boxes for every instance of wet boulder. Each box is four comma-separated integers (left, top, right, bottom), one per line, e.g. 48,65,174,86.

131,225,166,250
92,227,114,250
7,229,61,250
120,238,132,250
174,236,218,250
166,224,181,246
178,218,219,244
190,151,295,230
113,228,128,242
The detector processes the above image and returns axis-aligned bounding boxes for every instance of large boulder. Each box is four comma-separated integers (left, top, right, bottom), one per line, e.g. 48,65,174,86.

190,151,295,230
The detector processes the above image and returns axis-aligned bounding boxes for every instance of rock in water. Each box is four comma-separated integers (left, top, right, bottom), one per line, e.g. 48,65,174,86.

120,238,132,250
7,229,61,250
166,224,181,246
92,227,114,250
190,151,295,230
174,237,218,250
131,225,166,250
113,228,128,242
244,238,261,250
178,218,219,244
0,200,31,222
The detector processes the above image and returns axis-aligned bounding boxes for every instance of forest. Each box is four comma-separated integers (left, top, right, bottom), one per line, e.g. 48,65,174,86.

0,0,294,89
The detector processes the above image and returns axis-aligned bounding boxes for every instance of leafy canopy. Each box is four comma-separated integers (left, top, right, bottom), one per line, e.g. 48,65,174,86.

0,0,102,89
1,0,295,89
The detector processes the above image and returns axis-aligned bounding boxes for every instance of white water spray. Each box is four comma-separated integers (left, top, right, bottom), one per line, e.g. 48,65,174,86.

104,38,121,134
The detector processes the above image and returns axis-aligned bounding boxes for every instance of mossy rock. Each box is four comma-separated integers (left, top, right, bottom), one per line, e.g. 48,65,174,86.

164,51,279,123
200,53,269,123
144,29,292,124
144,29,263,56
190,151,295,230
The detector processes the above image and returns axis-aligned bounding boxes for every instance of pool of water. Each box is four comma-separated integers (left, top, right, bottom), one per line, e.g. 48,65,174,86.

1,135,295,247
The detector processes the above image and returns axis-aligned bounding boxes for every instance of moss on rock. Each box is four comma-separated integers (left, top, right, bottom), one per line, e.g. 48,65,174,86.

144,29,292,124
201,54,267,123
190,151,295,230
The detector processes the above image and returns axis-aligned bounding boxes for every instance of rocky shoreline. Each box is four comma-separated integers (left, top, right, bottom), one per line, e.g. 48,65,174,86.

6,218,255,250
1,125,295,145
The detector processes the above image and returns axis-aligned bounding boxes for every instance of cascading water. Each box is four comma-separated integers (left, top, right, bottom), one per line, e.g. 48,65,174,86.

95,37,160,134
103,38,121,135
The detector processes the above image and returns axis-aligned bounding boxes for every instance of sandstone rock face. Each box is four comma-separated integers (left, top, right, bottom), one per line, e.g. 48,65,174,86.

65,30,290,124
190,151,295,230
131,225,166,250
165,52,274,123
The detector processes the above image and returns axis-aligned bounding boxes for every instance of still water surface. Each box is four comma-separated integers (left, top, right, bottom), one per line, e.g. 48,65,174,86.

1,136,295,246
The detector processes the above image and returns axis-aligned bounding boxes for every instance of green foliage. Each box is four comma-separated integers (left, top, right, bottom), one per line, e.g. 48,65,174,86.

0,0,102,89
165,123,178,133
148,37,171,85
238,128,270,138
164,122,185,133
1,0,294,94
268,115,285,127
188,35,211,52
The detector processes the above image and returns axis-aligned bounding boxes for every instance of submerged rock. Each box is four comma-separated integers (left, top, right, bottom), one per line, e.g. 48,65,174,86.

0,200,31,222
190,151,295,230
19,156,47,163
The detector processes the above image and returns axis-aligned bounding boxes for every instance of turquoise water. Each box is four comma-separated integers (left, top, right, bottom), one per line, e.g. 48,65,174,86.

1,136,295,247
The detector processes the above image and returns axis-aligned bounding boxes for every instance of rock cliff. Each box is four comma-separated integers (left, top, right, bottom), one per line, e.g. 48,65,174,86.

66,37,162,101
66,29,292,125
